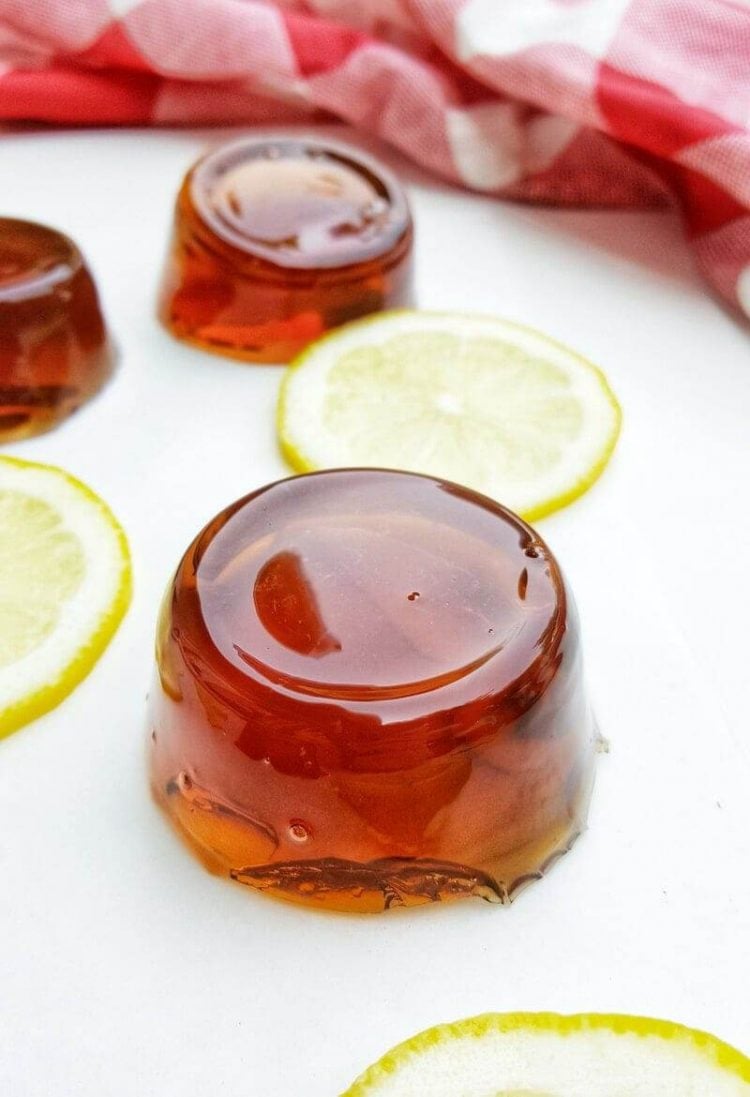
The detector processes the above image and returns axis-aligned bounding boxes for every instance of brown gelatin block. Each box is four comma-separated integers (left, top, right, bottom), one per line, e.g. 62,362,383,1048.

158,137,414,364
148,470,596,913
0,219,113,441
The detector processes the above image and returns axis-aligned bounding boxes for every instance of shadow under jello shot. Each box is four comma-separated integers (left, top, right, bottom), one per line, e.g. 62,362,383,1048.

147,469,596,913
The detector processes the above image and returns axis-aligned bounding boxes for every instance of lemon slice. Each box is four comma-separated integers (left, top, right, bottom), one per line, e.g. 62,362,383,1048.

341,1012,750,1096
278,311,621,521
0,456,132,738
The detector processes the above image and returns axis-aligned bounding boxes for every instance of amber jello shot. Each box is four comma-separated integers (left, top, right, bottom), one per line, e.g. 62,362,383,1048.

158,136,414,363
148,470,596,913
0,218,113,441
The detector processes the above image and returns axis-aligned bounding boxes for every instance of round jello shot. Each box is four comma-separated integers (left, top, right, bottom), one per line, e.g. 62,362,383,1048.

158,136,414,363
148,470,596,913
0,218,113,441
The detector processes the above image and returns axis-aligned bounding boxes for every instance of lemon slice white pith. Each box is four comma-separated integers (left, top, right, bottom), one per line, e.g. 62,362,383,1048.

278,311,621,521
341,1012,750,1097
0,456,132,738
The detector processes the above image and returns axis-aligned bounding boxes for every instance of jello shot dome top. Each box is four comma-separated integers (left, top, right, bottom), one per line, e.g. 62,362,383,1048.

179,469,566,711
0,218,82,302
188,136,413,270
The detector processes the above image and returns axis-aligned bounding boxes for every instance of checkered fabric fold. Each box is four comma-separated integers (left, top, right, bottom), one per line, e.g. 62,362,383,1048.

1,0,748,320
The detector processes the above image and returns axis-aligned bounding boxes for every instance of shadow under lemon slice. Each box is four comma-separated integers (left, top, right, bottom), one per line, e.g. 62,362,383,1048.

0,455,131,738
341,1012,750,1096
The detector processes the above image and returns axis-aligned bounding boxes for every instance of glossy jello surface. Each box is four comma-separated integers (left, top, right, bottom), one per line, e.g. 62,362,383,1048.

159,137,413,363
149,470,595,912
0,219,113,441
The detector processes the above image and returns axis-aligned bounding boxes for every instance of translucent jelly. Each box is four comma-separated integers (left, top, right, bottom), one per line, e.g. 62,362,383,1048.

158,136,413,363
0,218,113,441
148,470,596,913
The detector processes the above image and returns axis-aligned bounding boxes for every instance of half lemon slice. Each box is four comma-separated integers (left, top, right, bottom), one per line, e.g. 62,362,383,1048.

341,1012,750,1096
278,311,621,521
0,456,132,738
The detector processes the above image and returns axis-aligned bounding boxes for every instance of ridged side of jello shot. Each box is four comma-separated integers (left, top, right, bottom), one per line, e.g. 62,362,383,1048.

0,218,113,441
158,137,413,364
148,469,596,913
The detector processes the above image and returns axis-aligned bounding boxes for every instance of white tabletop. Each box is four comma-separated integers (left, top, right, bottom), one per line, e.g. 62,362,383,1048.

1,127,748,1097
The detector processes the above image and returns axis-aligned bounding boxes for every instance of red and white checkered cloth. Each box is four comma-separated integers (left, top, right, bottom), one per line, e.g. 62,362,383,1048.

1,0,749,321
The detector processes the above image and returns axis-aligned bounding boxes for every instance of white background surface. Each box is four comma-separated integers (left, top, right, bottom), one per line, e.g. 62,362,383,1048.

0,127,749,1096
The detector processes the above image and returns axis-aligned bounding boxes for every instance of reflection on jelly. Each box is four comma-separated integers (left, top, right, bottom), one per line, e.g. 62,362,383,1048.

158,137,414,364
0,218,113,441
148,470,596,913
